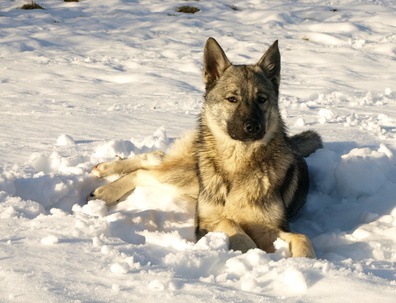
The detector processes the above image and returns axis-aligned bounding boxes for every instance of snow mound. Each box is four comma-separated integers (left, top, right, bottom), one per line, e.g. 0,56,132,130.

335,145,395,197
56,134,75,146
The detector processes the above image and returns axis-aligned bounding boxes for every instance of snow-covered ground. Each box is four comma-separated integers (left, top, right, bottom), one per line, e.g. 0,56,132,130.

1,0,396,302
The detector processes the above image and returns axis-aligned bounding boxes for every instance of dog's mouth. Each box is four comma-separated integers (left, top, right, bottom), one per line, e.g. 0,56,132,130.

228,132,265,142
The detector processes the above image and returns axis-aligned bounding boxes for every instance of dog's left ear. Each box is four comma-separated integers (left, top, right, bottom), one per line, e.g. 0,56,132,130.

256,40,281,90
203,37,232,88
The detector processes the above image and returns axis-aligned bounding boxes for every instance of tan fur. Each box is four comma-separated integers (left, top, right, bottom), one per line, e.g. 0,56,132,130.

279,231,316,258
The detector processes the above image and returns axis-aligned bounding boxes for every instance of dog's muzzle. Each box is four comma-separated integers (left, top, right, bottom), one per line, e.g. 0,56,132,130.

243,119,262,135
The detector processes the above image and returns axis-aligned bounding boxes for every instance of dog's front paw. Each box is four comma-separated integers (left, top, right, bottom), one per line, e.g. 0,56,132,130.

229,233,257,254
289,234,316,258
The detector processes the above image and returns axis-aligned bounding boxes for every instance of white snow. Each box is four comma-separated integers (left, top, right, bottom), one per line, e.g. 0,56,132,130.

56,134,75,147
40,235,59,245
1,0,396,302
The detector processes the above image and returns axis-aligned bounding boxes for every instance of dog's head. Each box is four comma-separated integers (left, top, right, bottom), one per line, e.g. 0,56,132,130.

202,37,283,143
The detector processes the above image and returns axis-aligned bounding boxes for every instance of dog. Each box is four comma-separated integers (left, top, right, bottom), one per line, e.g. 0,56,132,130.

88,38,322,258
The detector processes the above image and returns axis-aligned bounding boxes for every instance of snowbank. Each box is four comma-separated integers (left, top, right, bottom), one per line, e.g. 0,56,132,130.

1,127,395,301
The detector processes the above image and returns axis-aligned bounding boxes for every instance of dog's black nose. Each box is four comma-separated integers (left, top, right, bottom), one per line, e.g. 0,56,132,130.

243,120,262,134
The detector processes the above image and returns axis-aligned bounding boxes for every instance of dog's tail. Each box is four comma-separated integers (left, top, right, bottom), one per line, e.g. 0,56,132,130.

290,130,323,157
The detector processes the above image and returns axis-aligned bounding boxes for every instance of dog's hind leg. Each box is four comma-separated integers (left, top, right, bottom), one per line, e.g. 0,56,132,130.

89,130,199,206
89,154,199,206
88,168,164,206
278,231,316,258
91,151,165,178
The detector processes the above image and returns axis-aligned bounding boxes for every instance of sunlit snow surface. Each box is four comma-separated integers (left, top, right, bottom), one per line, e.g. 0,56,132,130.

1,1,396,302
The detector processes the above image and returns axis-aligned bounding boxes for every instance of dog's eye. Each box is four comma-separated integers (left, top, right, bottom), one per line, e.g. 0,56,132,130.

257,95,268,104
226,96,238,103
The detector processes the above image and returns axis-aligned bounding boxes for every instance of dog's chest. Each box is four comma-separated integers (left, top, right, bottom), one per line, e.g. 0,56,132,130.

198,148,286,227
206,151,271,202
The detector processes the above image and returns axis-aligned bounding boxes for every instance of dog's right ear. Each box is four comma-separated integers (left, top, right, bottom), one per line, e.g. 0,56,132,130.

203,37,232,88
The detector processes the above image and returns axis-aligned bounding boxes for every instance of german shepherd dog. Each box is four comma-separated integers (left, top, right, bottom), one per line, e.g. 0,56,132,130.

89,38,322,258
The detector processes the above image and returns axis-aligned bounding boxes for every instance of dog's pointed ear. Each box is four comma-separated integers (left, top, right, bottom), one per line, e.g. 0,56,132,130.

257,40,281,90
203,37,232,88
